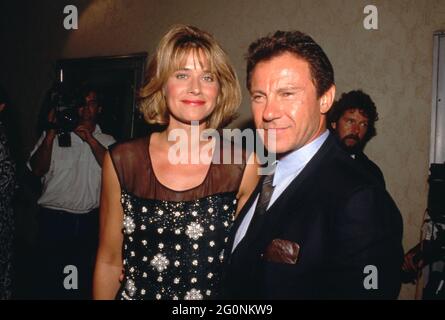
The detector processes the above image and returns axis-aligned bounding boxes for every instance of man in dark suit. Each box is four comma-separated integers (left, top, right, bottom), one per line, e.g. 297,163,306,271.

222,30,404,299
328,90,385,187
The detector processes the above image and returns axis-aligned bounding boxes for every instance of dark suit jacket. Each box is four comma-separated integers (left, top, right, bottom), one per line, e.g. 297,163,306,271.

221,135,403,299
352,151,386,188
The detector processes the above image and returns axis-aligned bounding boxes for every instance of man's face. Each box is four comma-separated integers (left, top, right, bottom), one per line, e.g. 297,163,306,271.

250,52,334,155
78,91,101,123
332,108,369,151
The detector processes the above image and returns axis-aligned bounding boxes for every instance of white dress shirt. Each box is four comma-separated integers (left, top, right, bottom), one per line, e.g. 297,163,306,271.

232,130,329,252
27,125,115,214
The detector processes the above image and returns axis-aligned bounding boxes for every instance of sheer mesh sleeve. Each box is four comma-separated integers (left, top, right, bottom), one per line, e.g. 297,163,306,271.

109,135,247,202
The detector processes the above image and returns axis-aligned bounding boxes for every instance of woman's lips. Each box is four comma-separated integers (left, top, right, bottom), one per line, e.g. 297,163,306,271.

181,99,206,106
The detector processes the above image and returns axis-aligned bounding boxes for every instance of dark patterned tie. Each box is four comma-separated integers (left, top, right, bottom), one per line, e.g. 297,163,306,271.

254,173,275,216
244,173,275,239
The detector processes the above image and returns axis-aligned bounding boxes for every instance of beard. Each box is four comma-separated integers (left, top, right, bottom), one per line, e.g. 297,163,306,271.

339,134,366,154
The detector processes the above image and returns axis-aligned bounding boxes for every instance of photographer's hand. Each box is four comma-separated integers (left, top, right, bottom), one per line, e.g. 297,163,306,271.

401,242,424,283
75,125,107,167
74,125,92,142
46,109,57,139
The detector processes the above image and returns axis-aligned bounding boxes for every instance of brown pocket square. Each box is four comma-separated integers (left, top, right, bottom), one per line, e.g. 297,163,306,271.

262,239,300,264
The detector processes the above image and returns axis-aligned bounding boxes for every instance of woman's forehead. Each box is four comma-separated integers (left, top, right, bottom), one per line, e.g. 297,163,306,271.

172,47,214,71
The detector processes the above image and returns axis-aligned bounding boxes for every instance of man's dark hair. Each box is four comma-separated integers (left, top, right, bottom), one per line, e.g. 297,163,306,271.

328,90,379,143
246,30,335,98
76,84,104,108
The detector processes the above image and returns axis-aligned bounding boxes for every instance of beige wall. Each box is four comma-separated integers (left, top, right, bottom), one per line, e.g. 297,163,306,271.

2,0,445,299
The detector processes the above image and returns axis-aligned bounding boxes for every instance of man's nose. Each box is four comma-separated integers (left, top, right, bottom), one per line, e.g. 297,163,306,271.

351,124,360,134
262,98,282,122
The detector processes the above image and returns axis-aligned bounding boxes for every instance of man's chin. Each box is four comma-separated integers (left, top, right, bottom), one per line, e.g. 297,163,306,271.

341,143,363,154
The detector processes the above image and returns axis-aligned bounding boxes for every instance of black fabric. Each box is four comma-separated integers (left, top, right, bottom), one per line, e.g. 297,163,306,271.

222,135,404,300
35,207,99,299
351,151,386,188
108,135,247,300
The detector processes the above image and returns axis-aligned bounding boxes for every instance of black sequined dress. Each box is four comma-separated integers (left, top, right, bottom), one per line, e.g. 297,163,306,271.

109,136,245,300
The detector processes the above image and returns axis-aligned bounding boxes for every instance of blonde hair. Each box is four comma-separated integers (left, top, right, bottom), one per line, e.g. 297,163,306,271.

139,25,241,129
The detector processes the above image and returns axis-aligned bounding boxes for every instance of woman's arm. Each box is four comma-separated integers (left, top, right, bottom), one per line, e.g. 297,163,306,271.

235,152,260,217
93,152,124,299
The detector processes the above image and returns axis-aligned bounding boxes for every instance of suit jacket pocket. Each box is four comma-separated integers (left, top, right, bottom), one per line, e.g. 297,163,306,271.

262,239,300,264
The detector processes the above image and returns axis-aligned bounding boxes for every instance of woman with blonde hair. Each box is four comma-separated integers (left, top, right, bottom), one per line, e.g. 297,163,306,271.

93,25,258,300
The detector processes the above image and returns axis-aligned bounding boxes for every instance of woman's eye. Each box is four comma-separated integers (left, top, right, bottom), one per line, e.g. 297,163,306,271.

175,73,188,79
202,74,215,82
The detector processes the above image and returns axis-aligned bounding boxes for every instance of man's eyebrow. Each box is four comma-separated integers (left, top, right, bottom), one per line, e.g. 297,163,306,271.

249,89,266,95
276,86,304,92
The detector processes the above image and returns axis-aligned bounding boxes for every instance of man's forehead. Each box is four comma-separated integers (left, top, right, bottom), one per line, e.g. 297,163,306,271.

343,108,369,119
250,55,312,90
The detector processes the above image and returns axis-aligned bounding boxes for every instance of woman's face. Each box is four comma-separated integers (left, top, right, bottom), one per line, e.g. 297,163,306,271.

164,50,220,128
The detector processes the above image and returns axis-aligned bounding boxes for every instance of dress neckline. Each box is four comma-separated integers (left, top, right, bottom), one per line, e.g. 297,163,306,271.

146,133,215,193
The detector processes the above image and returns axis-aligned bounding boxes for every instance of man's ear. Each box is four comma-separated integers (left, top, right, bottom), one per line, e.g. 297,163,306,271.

319,85,336,114
331,122,336,130
0,103,5,113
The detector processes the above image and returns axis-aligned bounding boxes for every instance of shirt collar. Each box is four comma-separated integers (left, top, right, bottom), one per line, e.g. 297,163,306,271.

273,130,329,186
93,124,102,135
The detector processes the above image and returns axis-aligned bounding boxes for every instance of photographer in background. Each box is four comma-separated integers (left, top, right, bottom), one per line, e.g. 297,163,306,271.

28,85,115,299
402,163,445,299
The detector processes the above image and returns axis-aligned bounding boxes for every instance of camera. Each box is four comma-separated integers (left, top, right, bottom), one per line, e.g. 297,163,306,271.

428,163,445,224
48,83,80,147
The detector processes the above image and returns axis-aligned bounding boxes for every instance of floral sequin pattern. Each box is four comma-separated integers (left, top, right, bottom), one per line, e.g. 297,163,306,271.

123,215,136,234
150,253,170,272
185,222,204,240
184,288,203,300
117,190,236,300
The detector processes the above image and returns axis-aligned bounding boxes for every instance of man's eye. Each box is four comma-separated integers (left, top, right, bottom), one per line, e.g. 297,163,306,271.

360,123,368,128
251,95,265,102
281,92,294,97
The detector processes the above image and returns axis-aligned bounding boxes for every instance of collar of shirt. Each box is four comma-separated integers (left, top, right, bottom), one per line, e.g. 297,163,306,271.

92,124,102,135
272,130,330,188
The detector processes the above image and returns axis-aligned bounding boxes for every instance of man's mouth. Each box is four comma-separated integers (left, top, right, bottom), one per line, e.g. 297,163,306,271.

342,135,359,142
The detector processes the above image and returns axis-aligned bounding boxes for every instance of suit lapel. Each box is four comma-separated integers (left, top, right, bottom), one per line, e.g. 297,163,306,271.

226,176,264,255
232,135,336,257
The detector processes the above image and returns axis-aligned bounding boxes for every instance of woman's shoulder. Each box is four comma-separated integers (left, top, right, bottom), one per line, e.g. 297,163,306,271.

109,136,149,165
